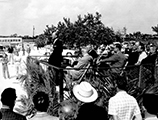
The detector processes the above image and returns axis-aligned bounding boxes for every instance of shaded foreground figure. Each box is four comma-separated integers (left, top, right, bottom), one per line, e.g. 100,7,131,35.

143,93,158,120
108,76,142,120
30,91,59,120
73,81,108,120
0,88,26,120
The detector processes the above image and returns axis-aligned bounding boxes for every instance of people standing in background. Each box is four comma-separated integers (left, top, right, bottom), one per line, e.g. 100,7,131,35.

25,44,31,56
2,53,10,79
14,51,22,79
7,45,14,64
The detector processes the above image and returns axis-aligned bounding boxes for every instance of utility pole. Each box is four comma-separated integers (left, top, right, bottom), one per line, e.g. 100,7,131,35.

33,25,35,42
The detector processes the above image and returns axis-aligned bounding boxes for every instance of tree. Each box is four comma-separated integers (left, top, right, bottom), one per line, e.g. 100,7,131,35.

43,25,57,44
35,34,47,48
37,12,120,48
55,12,116,48
152,24,158,35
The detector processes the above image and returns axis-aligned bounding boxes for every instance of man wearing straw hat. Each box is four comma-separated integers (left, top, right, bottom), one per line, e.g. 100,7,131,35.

72,81,108,120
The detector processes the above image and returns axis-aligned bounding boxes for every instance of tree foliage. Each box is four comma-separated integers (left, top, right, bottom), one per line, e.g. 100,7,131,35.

35,34,47,48
35,12,118,48
152,24,158,35
56,12,117,47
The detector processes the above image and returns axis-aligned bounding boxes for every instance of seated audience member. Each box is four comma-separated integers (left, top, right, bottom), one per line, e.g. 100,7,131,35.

30,91,59,120
135,44,147,65
98,43,126,74
126,43,140,66
72,81,108,120
65,45,93,82
141,45,157,77
0,88,26,120
141,45,157,65
143,93,158,120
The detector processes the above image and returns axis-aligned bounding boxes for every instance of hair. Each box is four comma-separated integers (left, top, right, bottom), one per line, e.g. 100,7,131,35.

1,88,17,108
33,91,49,112
88,49,98,58
115,43,122,50
116,76,127,91
53,39,63,49
140,45,145,51
143,93,158,115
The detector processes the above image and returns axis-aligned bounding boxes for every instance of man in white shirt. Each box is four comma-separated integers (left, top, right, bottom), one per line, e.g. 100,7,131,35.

108,76,142,120
135,45,147,65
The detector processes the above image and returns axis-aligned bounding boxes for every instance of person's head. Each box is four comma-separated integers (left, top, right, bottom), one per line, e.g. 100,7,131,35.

138,44,145,52
76,103,108,120
33,91,49,112
114,43,122,53
15,51,19,56
116,76,127,91
149,45,156,54
53,39,63,49
88,49,98,59
52,39,63,54
3,53,7,58
143,93,158,115
81,45,92,55
73,81,98,103
1,88,17,110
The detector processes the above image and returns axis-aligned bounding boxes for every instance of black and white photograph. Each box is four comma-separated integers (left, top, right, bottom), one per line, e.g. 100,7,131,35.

0,0,158,120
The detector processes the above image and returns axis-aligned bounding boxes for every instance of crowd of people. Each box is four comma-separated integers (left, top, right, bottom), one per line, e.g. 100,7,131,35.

1,75,158,120
1,44,31,79
1,39,158,120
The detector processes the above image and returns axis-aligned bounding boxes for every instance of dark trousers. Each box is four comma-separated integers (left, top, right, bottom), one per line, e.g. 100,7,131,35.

2,63,10,79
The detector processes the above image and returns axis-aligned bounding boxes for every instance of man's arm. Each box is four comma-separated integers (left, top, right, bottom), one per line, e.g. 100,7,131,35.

112,115,120,120
100,54,118,63
134,114,142,120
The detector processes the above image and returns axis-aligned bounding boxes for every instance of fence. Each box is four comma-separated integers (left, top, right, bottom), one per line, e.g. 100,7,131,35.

27,55,158,102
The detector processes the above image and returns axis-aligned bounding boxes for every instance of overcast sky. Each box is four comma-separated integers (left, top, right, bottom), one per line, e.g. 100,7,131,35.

0,0,158,36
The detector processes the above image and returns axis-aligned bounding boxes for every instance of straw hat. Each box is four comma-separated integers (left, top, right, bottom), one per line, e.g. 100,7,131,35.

73,81,98,103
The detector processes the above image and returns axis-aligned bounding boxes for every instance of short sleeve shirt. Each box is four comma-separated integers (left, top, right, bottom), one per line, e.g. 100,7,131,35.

108,91,141,120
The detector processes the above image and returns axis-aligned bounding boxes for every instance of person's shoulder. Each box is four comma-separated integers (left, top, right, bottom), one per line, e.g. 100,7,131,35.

13,111,26,119
52,116,59,120
109,94,117,102
44,115,59,120
127,94,138,102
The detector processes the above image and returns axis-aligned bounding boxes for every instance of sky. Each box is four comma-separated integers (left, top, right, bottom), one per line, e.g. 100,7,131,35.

0,0,158,36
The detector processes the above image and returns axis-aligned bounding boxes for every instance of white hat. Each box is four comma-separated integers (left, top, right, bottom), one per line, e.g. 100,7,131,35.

73,81,98,103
